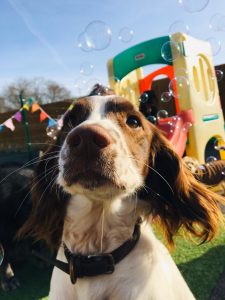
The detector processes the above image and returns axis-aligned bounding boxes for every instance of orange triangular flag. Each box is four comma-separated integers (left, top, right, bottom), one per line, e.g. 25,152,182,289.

32,103,40,113
40,111,48,122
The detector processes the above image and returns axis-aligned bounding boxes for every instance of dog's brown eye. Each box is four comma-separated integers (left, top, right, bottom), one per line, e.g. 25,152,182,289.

126,116,141,128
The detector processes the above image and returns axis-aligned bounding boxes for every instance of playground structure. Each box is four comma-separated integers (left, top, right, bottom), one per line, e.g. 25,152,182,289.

107,33,225,163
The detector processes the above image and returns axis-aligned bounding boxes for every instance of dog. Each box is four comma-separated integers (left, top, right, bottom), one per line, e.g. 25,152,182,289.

20,85,225,300
0,165,33,291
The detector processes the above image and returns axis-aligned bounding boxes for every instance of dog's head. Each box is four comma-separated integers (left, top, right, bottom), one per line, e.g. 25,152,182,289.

21,85,224,248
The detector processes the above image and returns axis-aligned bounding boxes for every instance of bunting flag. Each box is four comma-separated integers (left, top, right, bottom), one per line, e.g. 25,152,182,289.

23,104,30,111
28,97,33,106
32,103,40,113
0,97,74,135
57,118,63,128
48,118,57,127
13,111,22,122
40,110,48,122
4,118,15,131
68,103,75,111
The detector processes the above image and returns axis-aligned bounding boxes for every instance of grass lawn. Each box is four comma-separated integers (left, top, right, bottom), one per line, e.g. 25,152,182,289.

0,230,225,300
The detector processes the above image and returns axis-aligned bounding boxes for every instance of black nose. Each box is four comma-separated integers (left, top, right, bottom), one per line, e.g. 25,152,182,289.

66,124,113,153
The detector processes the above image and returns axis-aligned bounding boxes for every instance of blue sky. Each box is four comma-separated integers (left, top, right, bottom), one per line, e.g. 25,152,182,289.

0,0,225,96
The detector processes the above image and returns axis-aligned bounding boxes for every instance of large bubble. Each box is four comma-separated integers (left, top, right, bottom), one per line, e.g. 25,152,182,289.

161,91,173,103
169,20,190,35
206,37,221,56
86,78,103,94
74,77,87,96
84,21,112,50
157,110,169,119
80,62,94,76
169,76,189,98
161,41,181,63
0,243,4,265
77,32,92,52
209,14,225,31
178,0,209,13
118,27,134,43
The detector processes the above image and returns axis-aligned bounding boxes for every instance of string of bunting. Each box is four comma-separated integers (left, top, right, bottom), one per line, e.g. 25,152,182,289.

0,97,76,134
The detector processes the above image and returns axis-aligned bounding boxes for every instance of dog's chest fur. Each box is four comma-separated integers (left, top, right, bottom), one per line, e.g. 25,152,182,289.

49,196,195,300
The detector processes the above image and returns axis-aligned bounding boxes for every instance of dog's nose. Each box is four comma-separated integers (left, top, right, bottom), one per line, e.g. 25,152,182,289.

66,124,113,151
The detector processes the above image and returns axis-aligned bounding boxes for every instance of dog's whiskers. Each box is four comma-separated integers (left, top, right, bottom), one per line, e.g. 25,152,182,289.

14,165,58,217
0,151,60,185
128,155,174,195
30,143,62,148
100,207,105,253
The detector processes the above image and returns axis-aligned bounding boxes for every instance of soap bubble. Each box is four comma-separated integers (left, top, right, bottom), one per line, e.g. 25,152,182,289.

206,37,221,56
169,20,190,34
206,156,217,163
86,78,103,94
139,92,149,103
147,115,157,124
74,77,87,96
178,0,209,13
108,76,120,92
209,13,223,31
80,62,94,76
210,14,225,31
182,122,192,132
0,243,4,265
77,32,92,52
222,168,225,176
121,86,135,98
84,21,112,50
161,41,181,63
157,110,169,119
118,27,134,43
215,69,223,82
214,138,225,151
169,76,189,97
175,68,188,77
161,91,173,103
218,15,225,31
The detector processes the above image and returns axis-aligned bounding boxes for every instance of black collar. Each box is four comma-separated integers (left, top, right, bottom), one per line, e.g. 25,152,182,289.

32,218,142,284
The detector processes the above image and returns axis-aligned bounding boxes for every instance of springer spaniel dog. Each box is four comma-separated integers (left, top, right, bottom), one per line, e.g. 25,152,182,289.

20,85,224,300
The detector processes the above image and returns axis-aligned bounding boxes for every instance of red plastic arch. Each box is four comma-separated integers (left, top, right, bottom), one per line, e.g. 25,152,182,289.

139,65,180,113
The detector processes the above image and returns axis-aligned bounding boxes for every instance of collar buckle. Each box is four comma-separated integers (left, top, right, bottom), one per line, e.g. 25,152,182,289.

69,253,115,284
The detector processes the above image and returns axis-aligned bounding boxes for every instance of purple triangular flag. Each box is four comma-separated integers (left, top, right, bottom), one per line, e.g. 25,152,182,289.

14,111,22,122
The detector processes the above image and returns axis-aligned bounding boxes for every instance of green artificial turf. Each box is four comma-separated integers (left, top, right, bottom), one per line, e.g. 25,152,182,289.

0,230,225,300
173,229,225,300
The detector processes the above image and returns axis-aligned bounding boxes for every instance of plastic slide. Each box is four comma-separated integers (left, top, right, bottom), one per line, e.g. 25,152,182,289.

157,109,194,157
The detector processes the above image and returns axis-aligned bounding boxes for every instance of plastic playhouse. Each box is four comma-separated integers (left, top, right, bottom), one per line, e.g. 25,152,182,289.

107,33,225,164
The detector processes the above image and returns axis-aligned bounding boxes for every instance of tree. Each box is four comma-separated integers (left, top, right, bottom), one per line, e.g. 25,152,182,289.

44,80,71,103
3,77,71,110
0,97,9,113
4,78,32,109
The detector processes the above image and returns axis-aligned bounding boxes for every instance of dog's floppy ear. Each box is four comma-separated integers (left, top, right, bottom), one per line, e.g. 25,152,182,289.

18,142,69,249
139,126,224,245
